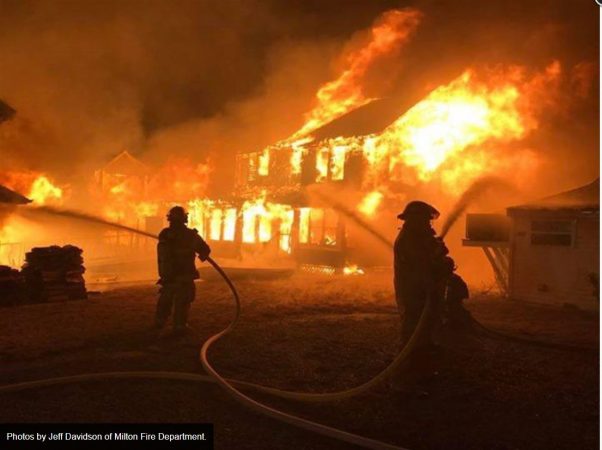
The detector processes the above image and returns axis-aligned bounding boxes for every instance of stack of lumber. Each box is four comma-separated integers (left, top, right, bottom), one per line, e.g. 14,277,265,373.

22,245,87,302
0,265,25,306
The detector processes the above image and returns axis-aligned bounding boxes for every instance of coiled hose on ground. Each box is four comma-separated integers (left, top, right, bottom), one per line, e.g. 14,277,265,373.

0,256,428,450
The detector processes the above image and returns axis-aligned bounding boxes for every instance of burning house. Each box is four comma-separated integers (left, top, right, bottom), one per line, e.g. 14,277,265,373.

0,7,588,283
46,57,565,279
187,95,424,273
186,59,563,274
464,179,600,309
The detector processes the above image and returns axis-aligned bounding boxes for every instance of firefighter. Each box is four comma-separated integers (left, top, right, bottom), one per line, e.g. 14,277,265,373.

393,201,450,352
154,206,211,335
441,256,471,329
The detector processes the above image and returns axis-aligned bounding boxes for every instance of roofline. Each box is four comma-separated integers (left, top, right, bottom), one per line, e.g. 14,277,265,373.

507,206,599,216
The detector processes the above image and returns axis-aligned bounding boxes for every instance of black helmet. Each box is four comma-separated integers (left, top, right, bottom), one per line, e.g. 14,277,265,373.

397,201,440,221
167,206,188,224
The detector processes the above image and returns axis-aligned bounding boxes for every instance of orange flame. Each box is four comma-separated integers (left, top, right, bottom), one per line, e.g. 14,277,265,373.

240,192,294,251
373,63,559,189
343,264,365,276
94,156,213,227
0,172,63,205
28,175,63,205
292,8,422,138
379,71,524,180
302,62,559,195
358,190,384,217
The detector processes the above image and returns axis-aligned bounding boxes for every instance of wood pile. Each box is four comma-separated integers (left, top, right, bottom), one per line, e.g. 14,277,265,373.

0,265,25,306
21,245,87,303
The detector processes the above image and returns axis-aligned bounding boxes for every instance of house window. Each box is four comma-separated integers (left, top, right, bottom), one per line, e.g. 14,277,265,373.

299,208,311,244
309,209,324,245
258,149,270,176
530,220,574,246
247,153,258,182
209,209,222,241
222,208,237,241
298,208,338,247
315,145,347,182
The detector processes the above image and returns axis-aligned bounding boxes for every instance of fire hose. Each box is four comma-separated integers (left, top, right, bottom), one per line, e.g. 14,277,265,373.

310,189,598,354
468,316,597,353
4,181,592,448
0,207,433,450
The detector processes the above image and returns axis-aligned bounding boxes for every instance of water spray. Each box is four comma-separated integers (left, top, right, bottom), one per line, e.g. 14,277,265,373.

311,176,516,245
312,181,596,353
15,205,160,240
439,176,517,239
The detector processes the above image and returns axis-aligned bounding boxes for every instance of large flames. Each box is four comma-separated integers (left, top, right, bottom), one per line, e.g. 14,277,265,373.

0,172,63,206
0,6,583,276
94,156,212,227
293,61,560,214
28,175,63,205
291,8,421,138
373,63,560,186
0,173,63,266
252,9,562,223
188,193,295,253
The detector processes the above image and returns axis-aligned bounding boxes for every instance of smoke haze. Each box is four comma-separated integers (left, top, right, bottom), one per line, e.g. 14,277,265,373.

0,1,596,188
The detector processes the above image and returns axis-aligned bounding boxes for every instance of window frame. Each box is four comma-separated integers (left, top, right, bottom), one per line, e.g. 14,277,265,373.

529,219,576,247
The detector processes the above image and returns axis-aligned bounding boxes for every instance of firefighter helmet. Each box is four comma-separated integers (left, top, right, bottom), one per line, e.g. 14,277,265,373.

397,201,440,221
167,206,188,224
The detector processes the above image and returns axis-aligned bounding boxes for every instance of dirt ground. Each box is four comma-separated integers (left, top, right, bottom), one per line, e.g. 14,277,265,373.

0,272,598,449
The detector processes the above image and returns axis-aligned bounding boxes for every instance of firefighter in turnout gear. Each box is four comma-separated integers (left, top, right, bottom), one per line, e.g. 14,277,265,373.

393,201,451,352
441,256,472,329
154,206,211,335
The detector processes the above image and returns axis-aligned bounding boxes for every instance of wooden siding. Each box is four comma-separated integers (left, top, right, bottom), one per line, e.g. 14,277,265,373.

509,214,599,309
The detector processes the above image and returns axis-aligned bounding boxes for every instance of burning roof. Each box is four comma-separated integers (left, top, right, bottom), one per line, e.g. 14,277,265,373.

101,150,149,177
309,95,417,142
0,184,31,204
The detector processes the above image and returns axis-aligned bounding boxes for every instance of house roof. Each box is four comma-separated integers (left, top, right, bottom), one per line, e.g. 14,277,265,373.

101,150,149,177
0,184,31,204
309,87,434,142
508,178,599,214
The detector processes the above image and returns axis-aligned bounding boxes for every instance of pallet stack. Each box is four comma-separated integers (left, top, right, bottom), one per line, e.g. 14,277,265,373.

21,245,87,303
0,265,25,306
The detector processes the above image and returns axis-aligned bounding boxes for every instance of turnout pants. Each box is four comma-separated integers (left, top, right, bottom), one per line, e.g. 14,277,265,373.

395,284,443,350
155,280,196,330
